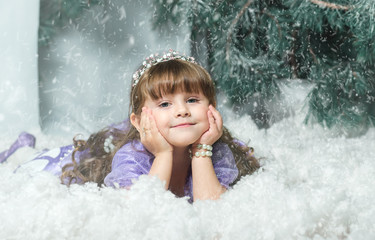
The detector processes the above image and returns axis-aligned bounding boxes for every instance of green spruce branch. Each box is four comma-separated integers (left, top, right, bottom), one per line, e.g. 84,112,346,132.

309,0,350,10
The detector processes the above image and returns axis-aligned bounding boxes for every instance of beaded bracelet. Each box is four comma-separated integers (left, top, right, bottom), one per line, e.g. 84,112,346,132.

189,144,213,158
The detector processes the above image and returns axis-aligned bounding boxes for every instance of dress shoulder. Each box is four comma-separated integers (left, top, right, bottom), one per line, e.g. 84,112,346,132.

104,140,154,188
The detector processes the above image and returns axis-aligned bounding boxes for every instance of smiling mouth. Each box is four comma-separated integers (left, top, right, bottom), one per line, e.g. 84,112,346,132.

172,123,195,128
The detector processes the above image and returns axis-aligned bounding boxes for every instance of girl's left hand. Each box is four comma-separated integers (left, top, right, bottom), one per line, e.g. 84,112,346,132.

194,105,223,146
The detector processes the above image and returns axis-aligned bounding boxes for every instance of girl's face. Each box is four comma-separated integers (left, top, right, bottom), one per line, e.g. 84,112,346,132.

143,91,210,147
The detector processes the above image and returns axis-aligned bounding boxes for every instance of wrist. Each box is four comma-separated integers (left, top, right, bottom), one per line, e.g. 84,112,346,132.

189,143,213,158
154,150,173,159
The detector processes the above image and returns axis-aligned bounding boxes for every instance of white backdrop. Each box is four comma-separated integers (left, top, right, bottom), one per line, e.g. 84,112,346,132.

0,0,40,135
0,0,189,137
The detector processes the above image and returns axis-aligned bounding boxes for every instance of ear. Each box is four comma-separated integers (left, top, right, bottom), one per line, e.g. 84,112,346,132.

130,113,141,132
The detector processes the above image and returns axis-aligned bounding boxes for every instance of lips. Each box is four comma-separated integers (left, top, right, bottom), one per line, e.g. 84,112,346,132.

172,123,195,128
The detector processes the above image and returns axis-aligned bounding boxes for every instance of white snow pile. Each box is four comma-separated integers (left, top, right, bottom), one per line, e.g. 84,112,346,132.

1,88,375,240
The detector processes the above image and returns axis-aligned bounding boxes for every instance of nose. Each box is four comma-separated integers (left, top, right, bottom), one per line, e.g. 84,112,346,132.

175,103,191,117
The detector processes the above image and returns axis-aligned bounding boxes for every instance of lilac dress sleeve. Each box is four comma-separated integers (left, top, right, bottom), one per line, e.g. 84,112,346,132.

211,142,239,188
15,145,75,176
104,140,154,188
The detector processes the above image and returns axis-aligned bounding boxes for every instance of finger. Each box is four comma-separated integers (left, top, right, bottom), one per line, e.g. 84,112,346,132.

140,107,151,139
148,110,159,134
140,107,146,126
207,110,217,130
145,108,159,138
142,107,152,129
209,105,223,128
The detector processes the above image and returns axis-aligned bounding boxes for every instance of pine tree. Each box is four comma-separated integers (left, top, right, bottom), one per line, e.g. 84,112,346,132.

151,0,375,134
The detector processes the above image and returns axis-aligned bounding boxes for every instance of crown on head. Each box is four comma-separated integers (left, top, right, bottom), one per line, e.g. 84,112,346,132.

132,49,197,88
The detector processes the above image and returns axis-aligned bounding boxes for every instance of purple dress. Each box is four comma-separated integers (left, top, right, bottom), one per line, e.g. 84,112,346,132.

104,140,239,200
8,120,239,201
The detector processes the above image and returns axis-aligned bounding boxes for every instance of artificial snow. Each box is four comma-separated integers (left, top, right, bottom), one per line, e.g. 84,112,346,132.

1,91,374,239
2,0,374,238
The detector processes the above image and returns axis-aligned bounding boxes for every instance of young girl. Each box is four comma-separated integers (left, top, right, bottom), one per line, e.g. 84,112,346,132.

1,50,259,201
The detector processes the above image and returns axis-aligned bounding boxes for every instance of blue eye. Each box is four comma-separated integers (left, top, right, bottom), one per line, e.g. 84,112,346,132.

187,98,198,103
159,102,170,108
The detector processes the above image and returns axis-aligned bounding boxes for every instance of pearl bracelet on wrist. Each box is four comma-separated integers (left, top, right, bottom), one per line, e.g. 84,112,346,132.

189,144,213,158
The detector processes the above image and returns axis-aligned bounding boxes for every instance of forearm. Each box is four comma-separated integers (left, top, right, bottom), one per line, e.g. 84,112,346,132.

191,157,226,201
148,151,173,189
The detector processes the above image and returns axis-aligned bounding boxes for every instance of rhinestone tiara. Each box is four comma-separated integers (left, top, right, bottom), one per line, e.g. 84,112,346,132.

132,49,197,87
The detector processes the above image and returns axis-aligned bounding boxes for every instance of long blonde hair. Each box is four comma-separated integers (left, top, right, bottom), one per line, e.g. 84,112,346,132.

61,59,259,186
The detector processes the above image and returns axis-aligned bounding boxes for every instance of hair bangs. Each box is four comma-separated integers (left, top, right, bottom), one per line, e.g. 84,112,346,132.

144,60,208,100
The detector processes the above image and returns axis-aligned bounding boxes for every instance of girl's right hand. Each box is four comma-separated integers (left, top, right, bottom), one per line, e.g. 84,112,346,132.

139,107,173,156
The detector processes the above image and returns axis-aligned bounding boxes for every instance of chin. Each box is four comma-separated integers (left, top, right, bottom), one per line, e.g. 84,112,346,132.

168,137,199,147
170,141,195,148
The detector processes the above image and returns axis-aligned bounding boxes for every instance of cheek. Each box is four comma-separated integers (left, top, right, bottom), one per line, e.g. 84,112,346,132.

152,112,168,129
203,118,210,130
